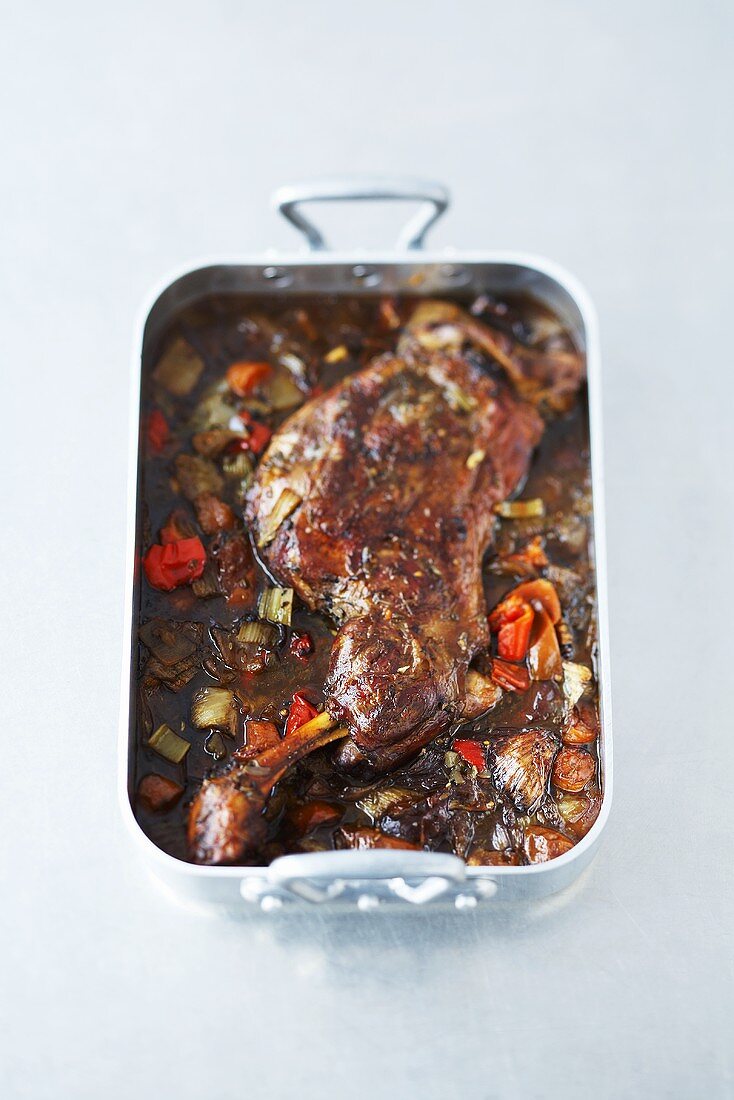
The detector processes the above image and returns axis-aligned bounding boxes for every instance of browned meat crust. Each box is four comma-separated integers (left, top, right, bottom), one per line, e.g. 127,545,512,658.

247,345,543,761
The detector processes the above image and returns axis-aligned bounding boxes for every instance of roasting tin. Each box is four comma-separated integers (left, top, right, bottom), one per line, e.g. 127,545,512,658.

119,178,613,912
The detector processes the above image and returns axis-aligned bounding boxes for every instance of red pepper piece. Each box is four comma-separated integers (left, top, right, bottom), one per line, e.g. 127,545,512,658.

490,658,531,693
497,601,534,661
146,409,169,453
453,739,486,770
285,691,319,739
289,631,314,660
229,411,273,456
143,537,206,591
288,800,342,835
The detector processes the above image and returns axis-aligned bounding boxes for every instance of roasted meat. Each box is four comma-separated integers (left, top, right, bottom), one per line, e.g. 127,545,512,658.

187,303,583,864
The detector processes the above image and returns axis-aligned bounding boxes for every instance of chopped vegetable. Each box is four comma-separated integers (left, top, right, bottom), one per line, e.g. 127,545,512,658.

506,536,548,570
289,631,314,660
490,658,530,692
136,773,184,812
258,586,294,626
139,618,199,666
153,337,204,397
191,686,239,736
453,739,486,771
562,706,597,745
552,747,595,792
257,487,301,547
527,607,563,680
159,509,197,545
288,800,342,834
204,731,227,760
510,579,561,623
268,370,303,411
192,429,245,457
466,449,485,470
193,492,236,535
285,692,319,739
237,619,278,646
490,729,558,813
221,448,254,488
563,661,592,708
325,344,349,363
493,498,545,519
148,724,190,764
335,826,421,851
174,453,224,500
523,825,574,863
147,409,169,453
489,594,534,661
143,537,206,591
226,360,272,396
234,412,272,455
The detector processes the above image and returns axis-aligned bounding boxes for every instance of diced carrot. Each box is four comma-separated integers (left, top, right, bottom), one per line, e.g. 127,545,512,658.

489,592,528,631
453,739,486,770
226,360,272,396
490,659,530,692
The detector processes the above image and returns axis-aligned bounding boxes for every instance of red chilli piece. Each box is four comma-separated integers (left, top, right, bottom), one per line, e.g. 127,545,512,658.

453,739,486,771
289,631,314,661
146,409,169,453
143,537,206,591
285,692,319,739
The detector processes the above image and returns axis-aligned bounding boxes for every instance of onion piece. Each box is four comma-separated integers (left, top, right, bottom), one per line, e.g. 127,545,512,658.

563,661,593,708
153,337,204,397
191,686,239,736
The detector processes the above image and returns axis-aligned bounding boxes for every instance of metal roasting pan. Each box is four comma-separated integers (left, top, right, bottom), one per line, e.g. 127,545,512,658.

119,178,613,912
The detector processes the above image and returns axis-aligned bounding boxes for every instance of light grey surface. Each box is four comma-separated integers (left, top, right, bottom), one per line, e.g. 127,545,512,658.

0,2,732,1098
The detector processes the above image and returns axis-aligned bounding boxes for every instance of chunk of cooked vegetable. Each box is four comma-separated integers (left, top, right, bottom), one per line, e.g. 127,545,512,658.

490,729,558,813
285,692,319,738
137,773,184,812
510,578,562,623
490,658,530,692
146,409,169,453
527,606,563,680
257,586,294,626
237,619,278,646
489,594,534,662
193,492,236,535
148,724,191,764
552,747,595,792
143,537,206,591
226,360,272,396
153,337,204,396
523,825,574,863
452,739,487,771
174,454,224,500
191,686,239,736
493,498,545,519
334,826,421,851
563,661,593,708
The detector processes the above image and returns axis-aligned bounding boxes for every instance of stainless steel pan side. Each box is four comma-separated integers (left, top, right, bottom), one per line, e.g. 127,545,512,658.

119,179,612,912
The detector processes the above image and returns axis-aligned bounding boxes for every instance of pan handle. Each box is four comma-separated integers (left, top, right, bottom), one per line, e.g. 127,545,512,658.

271,176,450,252
240,849,496,909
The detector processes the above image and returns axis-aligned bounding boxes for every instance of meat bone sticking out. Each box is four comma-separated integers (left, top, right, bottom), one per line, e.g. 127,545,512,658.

188,301,583,864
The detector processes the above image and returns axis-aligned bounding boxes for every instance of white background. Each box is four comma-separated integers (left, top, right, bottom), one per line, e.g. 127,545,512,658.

1,2,732,1098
